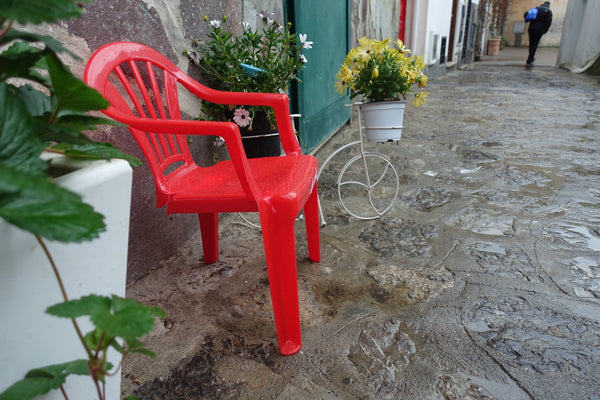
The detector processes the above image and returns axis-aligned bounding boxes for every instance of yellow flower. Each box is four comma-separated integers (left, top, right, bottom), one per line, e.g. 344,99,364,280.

336,36,429,104
373,38,391,54
358,37,377,50
335,64,353,94
414,55,426,71
404,68,418,83
344,48,360,65
356,37,376,61
413,91,428,107
371,66,379,79
394,39,411,54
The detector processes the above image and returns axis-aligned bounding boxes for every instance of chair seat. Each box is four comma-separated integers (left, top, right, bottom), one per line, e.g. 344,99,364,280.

165,155,318,215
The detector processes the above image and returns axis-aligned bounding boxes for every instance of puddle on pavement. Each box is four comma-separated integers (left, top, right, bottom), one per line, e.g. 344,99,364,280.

544,224,600,251
466,296,600,376
467,243,543,283
570,256,600,301
450,208,515,236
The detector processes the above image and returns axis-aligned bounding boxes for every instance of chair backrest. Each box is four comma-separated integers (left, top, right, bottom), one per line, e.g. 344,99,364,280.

85,42,217,207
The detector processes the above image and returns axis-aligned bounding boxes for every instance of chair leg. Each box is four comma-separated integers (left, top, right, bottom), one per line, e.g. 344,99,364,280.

259,208,302,356
303,183,321,263
198,213,219,264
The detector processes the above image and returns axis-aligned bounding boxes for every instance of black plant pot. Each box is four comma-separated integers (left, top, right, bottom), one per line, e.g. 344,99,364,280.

239,110,282,158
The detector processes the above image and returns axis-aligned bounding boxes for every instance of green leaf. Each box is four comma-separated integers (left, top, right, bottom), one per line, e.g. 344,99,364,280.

92,296,166,341
126,337,157,357
48,142,142,168
0,82,47,176
85,328,120,356
0,29,69,57
47,294,111,318
0,0,91,24
0,164,106,242
0,42,46,81
38,114,120,145
48,295,166,342
128,347,157,358
26,360,91,378
14,85,53,117
0,360,89,400
55,113,122,133
46,53,109,112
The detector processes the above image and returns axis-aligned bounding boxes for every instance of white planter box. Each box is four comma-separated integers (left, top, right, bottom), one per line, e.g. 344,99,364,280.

0,156,133,399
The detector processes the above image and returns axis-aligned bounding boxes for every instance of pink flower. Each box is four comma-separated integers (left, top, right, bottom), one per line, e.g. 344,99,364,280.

233,108,251,127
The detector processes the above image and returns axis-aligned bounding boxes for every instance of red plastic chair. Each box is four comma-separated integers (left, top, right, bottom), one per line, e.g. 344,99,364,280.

84,42,320,356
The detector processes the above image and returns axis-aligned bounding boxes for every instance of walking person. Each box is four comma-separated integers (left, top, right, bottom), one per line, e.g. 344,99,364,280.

525,1,553,69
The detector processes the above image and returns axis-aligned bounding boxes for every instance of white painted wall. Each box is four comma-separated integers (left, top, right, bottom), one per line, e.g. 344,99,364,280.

558,0,600,72
424,0,454,65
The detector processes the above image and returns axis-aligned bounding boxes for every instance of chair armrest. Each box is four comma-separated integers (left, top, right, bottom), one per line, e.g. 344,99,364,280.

174,72,302,156
108,111,259,199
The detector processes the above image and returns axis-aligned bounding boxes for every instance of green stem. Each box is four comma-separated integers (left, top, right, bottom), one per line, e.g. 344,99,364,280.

36,235,105,400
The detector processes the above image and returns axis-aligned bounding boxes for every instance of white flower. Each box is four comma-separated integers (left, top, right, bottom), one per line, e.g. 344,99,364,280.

213,136,225,148
257,10,273,20
242,21,250,30
257,10,274,24
299,33,313,49
300,54,308,63
209,19,222,29
233,108,251,128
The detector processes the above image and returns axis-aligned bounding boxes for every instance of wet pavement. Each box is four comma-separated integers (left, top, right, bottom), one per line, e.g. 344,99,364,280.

122,47,600,399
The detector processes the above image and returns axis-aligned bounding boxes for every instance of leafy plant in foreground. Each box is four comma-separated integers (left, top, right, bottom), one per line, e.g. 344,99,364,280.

0,1,164,399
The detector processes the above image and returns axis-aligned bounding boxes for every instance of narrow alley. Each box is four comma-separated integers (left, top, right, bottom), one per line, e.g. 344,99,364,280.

124,47,600,400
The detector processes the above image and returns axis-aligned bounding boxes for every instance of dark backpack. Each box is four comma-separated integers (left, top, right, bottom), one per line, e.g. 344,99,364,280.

525,7,538,22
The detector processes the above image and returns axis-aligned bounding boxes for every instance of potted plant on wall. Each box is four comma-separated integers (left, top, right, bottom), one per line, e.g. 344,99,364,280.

0,1,164,399
185,11,312,158
335,37,429,142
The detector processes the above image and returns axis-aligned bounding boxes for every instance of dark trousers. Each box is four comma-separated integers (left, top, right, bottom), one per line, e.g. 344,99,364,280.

527,28,544,64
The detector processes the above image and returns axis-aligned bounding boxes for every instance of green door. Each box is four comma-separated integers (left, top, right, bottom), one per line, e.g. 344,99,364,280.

285,0,351,153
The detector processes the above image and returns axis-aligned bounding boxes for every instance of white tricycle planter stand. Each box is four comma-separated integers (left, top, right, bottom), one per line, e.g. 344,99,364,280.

0,155,133,399
317,103,400,224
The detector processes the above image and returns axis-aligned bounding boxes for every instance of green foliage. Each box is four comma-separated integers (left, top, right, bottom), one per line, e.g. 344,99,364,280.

0,2,160,400
0,0,91,24
185,13,311,126
0,0,141,243
0,360,91,400
0,162,105,242
1,295,164,400
47,295,166,343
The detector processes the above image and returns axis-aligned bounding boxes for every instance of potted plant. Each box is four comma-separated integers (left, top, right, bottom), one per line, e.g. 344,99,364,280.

0,1,164,399
185,11,312,158
335,37,429,142
487,36,502,56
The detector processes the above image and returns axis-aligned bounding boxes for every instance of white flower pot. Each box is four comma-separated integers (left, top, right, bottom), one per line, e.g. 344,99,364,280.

361,100,406,142
0,156,133,399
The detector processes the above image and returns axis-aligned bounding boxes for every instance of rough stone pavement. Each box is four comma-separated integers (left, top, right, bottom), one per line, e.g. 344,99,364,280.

122,47,600,400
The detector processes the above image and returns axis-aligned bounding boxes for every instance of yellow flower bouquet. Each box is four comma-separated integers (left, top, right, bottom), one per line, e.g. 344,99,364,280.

335,37,428,107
